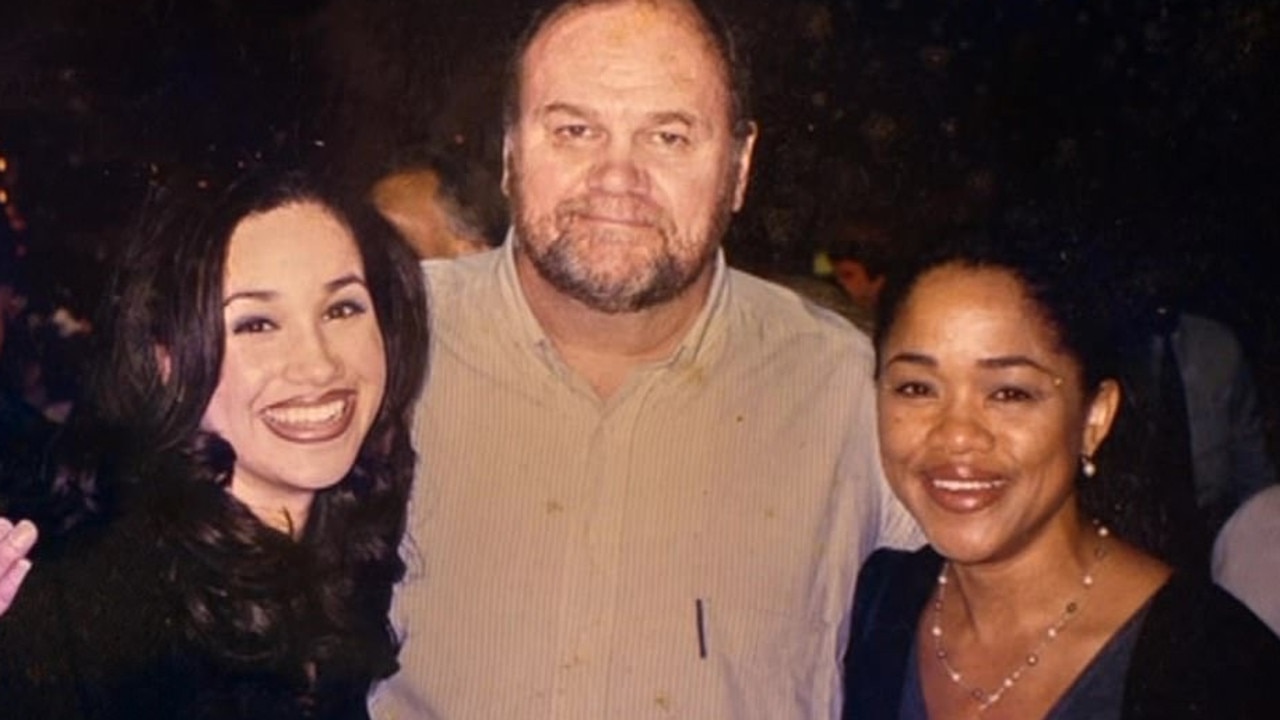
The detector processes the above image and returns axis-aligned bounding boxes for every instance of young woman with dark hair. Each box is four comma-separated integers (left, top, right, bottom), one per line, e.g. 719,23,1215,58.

0,164,429,719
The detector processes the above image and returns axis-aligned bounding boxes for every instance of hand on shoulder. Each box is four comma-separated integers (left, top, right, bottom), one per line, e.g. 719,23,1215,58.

0,517,37,615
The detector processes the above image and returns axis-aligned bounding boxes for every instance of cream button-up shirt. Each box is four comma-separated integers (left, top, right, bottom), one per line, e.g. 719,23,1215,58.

372,242,921,719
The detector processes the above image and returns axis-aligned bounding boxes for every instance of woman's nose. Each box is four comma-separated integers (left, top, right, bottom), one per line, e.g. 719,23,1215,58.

283,325,341,385
928,397,996,454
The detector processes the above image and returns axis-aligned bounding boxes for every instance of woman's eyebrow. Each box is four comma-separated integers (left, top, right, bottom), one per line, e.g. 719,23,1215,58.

223,289,276,307
977,355,1056,375
326,273,367,293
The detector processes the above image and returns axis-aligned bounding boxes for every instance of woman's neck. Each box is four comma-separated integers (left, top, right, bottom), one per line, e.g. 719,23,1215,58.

242,502,308,538
946,520,1106,641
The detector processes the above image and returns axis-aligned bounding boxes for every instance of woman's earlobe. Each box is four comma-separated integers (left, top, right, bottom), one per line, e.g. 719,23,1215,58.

1083,378,1122,455
154,345,173,384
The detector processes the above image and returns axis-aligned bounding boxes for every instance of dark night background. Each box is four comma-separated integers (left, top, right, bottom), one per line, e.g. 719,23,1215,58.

2,0,1279,453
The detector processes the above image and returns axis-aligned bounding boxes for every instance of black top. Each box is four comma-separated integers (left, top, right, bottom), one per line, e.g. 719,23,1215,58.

844,546,1280,720
899,592,1144,719
0,487,372,720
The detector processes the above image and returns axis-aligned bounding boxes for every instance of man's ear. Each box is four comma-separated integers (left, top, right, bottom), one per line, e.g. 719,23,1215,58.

730,121,759,212
500,134,513,199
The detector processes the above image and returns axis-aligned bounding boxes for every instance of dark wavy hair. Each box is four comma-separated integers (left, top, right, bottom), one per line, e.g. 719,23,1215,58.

49,163,428,708
872,205,1178,563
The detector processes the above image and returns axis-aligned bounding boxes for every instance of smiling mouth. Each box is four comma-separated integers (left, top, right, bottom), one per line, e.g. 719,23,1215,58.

921,470,1010,513
261,391,356,443
932,478,1007,492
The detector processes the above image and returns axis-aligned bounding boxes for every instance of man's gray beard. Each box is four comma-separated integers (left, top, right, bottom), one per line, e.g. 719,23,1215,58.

510,181,735,315
518,226,699,314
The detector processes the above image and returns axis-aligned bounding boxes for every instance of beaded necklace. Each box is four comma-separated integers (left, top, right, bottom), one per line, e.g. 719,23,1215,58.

930,522,1111,712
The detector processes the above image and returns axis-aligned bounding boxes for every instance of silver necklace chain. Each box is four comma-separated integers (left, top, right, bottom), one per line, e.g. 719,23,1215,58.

930,522,1111,712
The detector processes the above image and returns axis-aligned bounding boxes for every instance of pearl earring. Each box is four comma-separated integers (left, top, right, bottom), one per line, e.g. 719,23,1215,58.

1080,454,1097,478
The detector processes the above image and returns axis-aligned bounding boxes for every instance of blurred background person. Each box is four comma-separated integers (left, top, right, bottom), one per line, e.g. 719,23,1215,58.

369,143,506,259
820,210,896,318
804,205,923,334
1213,484,1280,636
1115,256,1278,576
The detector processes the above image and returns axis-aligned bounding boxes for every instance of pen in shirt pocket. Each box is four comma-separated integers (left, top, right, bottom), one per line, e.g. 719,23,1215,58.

695,598,708,659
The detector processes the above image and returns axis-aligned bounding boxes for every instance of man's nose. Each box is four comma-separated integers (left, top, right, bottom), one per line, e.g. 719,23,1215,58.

587,136,649,194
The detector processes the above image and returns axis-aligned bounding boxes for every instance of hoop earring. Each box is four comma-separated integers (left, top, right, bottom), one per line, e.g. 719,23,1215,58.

1080,454,1097,478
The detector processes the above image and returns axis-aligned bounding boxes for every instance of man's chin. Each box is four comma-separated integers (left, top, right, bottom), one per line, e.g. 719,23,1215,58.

551,274,663,314
518,221,708,313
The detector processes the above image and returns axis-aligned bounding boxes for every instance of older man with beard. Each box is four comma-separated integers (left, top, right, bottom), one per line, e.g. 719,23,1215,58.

373,1,921,718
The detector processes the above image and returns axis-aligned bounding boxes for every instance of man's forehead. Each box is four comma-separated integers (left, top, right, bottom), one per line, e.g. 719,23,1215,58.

519,0,730,108
533,0,707,41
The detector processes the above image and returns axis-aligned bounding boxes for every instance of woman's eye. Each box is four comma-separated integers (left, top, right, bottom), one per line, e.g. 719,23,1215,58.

325,300,368,321
991,386,1035,403
231,317,275,334
891,381,933,398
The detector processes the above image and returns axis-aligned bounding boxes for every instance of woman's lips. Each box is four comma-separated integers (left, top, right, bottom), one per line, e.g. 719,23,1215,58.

921,466,1009,513
260,390,356,443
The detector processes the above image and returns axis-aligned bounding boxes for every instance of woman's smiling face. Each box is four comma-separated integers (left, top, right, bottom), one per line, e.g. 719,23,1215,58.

200,201,387,528
876,262,1118,565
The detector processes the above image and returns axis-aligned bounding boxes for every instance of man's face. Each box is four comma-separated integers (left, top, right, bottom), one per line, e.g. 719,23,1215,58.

832,259,884,312
505,0,756,313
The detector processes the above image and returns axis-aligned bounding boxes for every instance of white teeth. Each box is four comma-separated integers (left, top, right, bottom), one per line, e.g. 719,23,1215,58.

264,399,347,426
933,479,1002,492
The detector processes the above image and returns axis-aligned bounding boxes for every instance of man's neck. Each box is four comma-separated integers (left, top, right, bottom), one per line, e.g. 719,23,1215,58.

515,254,714,399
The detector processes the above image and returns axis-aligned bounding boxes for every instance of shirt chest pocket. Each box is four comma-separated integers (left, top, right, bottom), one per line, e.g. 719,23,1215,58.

698,599,838,714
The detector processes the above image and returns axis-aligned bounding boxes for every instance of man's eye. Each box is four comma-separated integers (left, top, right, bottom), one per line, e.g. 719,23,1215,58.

651,130,690,148
554,124,596,141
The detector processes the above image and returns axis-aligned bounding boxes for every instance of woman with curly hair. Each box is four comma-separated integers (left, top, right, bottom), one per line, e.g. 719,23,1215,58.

0,162,429,719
